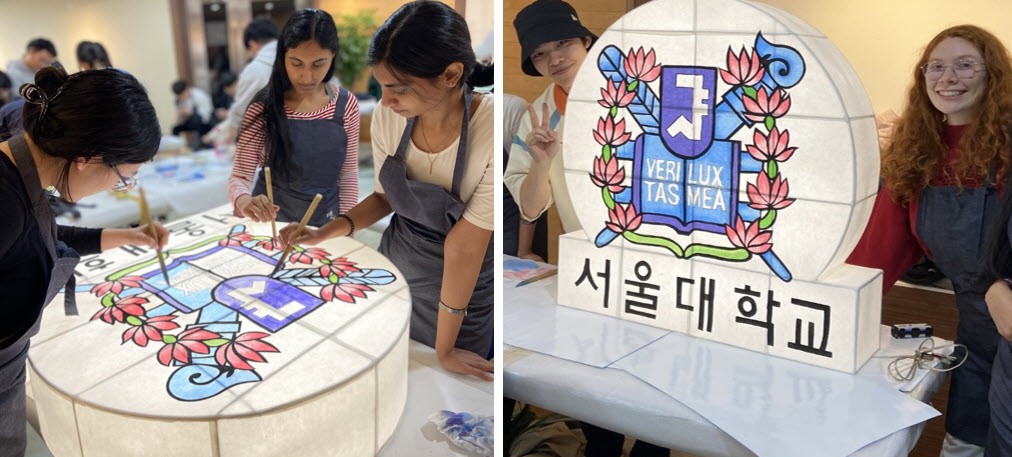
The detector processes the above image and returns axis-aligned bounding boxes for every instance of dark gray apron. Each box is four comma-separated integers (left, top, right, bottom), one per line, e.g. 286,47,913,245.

916,178,1001,446
0,134,80,456
377,90,494,356
987,220,1012,455
253,85,349,226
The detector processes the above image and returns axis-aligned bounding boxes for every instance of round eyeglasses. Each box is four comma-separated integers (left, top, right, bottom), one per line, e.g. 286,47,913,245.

110,165,138,192
921,60,986,80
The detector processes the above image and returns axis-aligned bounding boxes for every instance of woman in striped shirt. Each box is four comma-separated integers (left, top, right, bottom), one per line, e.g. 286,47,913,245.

227,8,359,226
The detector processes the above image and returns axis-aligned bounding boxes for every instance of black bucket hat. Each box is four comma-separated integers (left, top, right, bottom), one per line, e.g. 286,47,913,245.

513,0,598,77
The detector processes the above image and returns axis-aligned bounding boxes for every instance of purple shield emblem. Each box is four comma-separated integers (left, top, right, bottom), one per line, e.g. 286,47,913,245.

660,66,716,159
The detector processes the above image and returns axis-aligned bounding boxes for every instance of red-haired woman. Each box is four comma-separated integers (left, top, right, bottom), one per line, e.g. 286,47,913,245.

849,25,1012,455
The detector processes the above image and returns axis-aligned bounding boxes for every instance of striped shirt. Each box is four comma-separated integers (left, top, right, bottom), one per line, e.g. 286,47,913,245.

228,84,360,216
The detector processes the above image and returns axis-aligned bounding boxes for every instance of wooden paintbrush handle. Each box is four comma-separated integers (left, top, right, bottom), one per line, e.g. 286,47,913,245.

276,193,322,269
265,167,277,239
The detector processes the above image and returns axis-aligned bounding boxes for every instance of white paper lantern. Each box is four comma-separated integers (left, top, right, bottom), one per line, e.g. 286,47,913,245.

29,205,410,456
558,0,882,372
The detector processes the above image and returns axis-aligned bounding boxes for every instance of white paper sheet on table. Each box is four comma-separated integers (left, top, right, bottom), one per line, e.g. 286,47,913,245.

378,343,493,457
505,277,669,368
609,331,940,457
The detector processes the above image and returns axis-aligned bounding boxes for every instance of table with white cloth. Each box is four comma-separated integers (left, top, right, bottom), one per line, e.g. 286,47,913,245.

504,256,948,457
55,149,232,228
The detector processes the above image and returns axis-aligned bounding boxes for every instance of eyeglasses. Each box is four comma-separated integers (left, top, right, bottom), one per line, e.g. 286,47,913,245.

110,165,138,192
921,60,987,80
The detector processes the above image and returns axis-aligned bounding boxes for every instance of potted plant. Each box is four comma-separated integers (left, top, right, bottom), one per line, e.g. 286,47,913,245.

335,10,378,95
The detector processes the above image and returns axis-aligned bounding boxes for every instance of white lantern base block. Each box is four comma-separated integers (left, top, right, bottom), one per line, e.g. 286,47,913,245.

30,325,410,457
558,230,881,373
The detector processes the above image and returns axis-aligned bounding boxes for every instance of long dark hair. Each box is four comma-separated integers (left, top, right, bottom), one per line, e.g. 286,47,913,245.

76,41,112,69
251,8,338,175
369,0,494,92
20,66,160,200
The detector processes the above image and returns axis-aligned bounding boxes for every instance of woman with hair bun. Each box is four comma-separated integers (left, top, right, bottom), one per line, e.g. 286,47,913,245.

0,66,166,456
280,0,494,381
849,25,1012,456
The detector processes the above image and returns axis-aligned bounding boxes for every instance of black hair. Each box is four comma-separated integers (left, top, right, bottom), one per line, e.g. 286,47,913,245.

27,38,57,57
369,1,493,90
172,80,188,96
250,8,338,174
76,41,112,69
243,19,280,50
21,66,160,200
0,71,10,89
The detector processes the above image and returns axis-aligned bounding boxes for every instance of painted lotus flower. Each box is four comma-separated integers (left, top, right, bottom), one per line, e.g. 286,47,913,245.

747,171,795,210
746,127,797,163
742,87,791,123
289,247,330,264
256,238,280,251
92,295,149,324
605,203,642,234
220,231,254,247
122,315,179,347
590,156,626,193
624,47,661,82
215,332,280,370
319,257,361,278
720,46,765,87
157,327,220,366
598,80,636,109
91,276,146,297
321,282,374,303
593,116,631,147
724,215,773,254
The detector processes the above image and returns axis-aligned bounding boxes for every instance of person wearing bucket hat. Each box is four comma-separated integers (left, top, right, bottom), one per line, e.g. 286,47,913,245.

505,0,597,240
506,3,671,455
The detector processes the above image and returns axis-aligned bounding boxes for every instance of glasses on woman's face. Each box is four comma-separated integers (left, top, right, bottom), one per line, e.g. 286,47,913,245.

109,165,138,192
921,59,987,80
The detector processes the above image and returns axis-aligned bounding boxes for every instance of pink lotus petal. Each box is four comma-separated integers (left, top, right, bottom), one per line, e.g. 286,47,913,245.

226,345,254,370
157,345,174,365
142,325,162,342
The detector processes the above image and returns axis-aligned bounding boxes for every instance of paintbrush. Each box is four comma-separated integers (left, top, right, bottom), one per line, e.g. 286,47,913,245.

271,193,322,277
516,269,558,287
264,167,277,241
138,187,170,286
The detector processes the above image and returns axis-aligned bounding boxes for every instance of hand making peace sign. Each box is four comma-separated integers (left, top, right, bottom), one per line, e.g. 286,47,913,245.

525,103,560,165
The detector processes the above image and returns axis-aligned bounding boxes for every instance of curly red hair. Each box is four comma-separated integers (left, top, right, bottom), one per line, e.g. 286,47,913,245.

882,25,1012,205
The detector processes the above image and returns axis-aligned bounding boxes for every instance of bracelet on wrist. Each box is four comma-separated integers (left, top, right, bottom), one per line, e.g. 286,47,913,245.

439,301,468,316
336,213,355,236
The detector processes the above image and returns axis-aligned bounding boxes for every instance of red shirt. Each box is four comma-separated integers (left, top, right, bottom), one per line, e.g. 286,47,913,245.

847,125,988,293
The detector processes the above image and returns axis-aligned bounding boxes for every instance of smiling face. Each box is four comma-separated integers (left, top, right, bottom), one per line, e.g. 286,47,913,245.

284,40,334,95
924,37,989,126
530,37,590,92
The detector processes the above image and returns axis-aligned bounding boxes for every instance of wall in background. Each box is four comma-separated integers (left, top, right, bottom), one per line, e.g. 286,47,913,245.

501,0,1012,116
0,0,179,134
503,0,625,103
